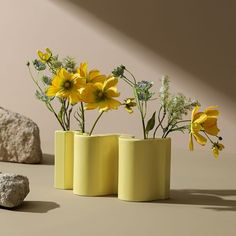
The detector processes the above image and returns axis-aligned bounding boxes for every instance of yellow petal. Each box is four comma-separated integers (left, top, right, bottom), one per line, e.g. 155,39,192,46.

51,74,63,87
106,98,121,110
98,101,110,112
189,134,194,151
80,85,98,103
79,62,88,77
125,106,133,114
212,147,219,159
46,48,52,55
218,143,225,151
193,132,207,145
194,113,207,124
89,70,100,80
60,68,72,81
191,106,200,121
205,106,219,117
191,122,203,133
46,86,60,97
68,92,81,105
84,103,99,110
103,77,118,91
37,50,44,60
202,117,220,136
105,87,120,98
90,75,107,83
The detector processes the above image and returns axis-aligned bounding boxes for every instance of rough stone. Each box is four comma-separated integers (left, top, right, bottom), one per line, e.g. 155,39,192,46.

0,173,30,208
0,107,42,163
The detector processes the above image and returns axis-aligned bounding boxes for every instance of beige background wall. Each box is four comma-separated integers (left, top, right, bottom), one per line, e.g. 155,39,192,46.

0,0,235,154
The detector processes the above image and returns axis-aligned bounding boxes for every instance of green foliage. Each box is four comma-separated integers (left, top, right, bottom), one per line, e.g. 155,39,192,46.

146,112,156,136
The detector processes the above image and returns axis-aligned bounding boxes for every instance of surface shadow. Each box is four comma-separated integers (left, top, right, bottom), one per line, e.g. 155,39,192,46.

52,0,236,102
41,154,54,165
157,189,236,211
14,201,60,213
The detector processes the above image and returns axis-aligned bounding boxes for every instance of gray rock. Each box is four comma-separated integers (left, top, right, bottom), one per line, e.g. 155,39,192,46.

0,173,30,208
0,107,42,163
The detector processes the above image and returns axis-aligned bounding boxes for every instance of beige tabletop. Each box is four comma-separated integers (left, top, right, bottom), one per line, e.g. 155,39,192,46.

0,149,236,236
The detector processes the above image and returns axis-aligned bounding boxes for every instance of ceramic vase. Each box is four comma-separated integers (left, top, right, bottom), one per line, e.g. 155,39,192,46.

118,137,171,201
73,134,120,196
54,131,74,189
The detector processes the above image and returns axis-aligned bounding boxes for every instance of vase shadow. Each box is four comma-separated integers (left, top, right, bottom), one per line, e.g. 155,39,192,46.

154,189,236,211
13,201,60,213
41,154,54,165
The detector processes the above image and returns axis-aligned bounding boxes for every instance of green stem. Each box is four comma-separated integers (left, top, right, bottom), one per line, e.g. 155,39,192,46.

153,106,166,138
80,102,85,133
163,120,191,138
174,119,191,125
125,68,137,84
122,75,135,87
133,87,146,139
202,131,215,144
89,111,104,136
28,65,66,130
46,102,66,130
27,66,44,93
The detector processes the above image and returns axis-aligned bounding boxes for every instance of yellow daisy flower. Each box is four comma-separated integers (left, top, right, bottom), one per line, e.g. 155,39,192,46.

46,68,83,104
202,106,220,136
189,106,208,150
37,48,52,63
74,62,106,86
80,76,121,112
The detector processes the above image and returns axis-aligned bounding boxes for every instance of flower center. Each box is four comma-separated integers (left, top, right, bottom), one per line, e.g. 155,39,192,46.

98,91,103,98
63,80,72,90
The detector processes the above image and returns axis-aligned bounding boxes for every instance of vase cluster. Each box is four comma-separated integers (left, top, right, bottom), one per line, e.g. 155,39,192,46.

54,131,171,202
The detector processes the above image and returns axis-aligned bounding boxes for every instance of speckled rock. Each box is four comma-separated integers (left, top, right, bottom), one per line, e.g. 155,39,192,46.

0,173,30,208
0,107,42,163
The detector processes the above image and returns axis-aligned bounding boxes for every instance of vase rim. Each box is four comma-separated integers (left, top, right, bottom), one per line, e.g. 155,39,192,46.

119,137,171,142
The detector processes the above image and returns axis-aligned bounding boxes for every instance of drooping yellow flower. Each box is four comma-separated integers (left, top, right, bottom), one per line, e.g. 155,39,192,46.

37,48,52,63
74,62,106,86
123,98,136,113
46,68,83,104
189,106,208,150
202,106,220,136
212,142,225,159
80,76,121,112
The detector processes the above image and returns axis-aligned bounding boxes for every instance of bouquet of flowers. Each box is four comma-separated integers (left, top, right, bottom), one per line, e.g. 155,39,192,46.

112,65,224,158
27,49,224,158
27,48,121,135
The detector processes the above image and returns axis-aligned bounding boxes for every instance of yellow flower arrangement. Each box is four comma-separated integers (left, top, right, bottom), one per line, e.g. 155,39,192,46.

28,48,122,134
112,65,224,158
28,49,225,158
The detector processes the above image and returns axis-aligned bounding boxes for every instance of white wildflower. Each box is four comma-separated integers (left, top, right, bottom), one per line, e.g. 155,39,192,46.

159,75,170,109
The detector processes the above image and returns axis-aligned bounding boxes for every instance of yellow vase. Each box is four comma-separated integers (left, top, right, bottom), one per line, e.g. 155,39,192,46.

73,134,120,196
118,137,171,201
54,131,74,190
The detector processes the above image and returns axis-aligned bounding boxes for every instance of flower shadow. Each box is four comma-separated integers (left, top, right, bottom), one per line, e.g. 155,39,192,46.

156,189,236,211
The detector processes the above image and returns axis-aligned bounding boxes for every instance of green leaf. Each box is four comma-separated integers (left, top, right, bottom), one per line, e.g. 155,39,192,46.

146,111,156,133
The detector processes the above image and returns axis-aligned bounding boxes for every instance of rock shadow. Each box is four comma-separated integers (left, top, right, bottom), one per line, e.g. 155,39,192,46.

14,201,60,213
41,154,54,165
